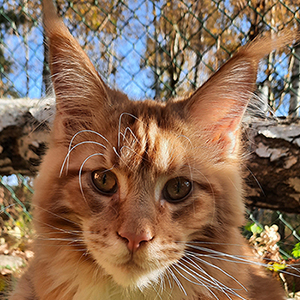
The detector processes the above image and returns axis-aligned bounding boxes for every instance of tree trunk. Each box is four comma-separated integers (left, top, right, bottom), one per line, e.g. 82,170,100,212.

0,98,299,213
289,37,300,118
0,98,54,175
245,119,300,213
42,30,51,95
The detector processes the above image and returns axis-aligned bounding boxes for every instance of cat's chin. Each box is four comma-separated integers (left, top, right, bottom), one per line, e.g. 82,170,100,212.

102,261,165,289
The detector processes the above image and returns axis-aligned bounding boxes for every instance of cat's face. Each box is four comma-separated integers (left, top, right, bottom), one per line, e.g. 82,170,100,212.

43,96,243,289
38,1,293,294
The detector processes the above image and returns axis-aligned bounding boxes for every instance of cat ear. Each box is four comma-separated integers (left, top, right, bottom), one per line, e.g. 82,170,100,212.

43,0,110,136
185,33,296,157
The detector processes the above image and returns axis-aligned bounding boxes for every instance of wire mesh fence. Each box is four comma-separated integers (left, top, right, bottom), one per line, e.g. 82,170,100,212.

0,0,300,293
1,0,300,115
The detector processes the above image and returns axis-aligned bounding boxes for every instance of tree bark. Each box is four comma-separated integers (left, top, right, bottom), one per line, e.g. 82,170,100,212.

289,37,300,118
0,99,299,213
0,98,54,176
245,119,300,213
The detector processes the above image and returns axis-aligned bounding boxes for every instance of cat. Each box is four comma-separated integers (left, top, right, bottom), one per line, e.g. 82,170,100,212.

9,0,297,299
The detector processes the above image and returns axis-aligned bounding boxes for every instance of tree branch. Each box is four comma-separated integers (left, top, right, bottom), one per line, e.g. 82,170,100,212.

0,98,54,176
245,119,300,213
0,99,299,213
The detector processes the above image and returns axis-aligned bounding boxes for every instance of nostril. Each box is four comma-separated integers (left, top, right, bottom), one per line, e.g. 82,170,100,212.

117,232,129,244
117,230,153,252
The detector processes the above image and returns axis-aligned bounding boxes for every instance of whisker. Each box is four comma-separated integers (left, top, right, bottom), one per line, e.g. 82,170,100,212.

78,153,104,204
242,163,265,196
33,204,81,227
34,219,79,236
164,268,174,291
180,258,229,291
66,129,110,174
177,241,244,247
179,258,244,300
35,237,84,242
0,203,17,213
112,146,134,171
119,145,150,163
185,251,247,292
175,261,218,293
182,256,246,300
167,266,187,296
33,243,87,252
121,126,146,152
185,245,300,278
60,140,106,176
118,112,144,150
150,280,163,300
156,273,166,300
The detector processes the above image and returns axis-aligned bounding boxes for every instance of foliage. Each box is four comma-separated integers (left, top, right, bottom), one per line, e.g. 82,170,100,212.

0,175,33,299
292,243,300,259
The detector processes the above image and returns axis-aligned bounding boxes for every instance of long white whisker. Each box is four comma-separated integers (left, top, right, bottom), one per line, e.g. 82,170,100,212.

186,248,262,266
182,257,246,300
119,145,150,163
165,268,174,291
180,258,227,290
78,153,104,204
34,221,81,238
112,146,133,170
65,130,110,173
60,141,107,176
167,266,187,296
176,261,215,287
118,112,143,150
121,126,146,151
68,130,110,150
179,258,241,300
185,252,247,292
185,245,300,278
35,237,83,243
33,204,81,227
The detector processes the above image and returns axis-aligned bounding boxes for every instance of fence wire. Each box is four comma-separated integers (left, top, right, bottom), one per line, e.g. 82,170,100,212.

1,0,300,115
0,0,300,277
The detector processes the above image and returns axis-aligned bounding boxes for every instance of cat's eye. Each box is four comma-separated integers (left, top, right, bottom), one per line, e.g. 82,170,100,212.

91,170,118,196
163,177,192,203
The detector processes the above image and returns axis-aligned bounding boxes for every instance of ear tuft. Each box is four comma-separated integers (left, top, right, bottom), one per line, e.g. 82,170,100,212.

43,0,110,138
186,31,298,158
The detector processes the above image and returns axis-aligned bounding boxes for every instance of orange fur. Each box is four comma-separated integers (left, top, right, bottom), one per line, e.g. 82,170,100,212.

9,1,297,299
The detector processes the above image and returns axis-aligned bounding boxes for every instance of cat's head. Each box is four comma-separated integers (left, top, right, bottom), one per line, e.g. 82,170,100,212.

38,0,294,292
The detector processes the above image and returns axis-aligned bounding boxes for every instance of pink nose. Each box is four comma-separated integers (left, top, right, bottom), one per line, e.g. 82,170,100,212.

118,230,153,252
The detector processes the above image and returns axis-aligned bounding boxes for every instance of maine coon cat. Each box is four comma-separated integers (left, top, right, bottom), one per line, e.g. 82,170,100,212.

10,0,297,299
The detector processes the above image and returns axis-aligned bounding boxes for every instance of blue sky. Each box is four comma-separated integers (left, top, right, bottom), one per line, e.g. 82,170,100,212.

0,0,298,116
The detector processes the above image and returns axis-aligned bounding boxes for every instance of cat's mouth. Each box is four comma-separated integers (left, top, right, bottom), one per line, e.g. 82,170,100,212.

109,261,166,288
98,254,168,288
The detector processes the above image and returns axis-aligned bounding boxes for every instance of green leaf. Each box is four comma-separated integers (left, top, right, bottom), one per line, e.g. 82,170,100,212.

268,262,286,272
250,223,263,234
292,242,300,258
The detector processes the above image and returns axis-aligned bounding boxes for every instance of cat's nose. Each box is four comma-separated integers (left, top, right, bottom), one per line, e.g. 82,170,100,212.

118,230,153,252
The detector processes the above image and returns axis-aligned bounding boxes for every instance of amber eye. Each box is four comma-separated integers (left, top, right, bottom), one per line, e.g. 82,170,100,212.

91,170,118,195
163,177,192,203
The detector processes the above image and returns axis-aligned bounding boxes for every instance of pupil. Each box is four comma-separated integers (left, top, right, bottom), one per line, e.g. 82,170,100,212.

176,180,181,194
102,174,107,185
163,177,192,202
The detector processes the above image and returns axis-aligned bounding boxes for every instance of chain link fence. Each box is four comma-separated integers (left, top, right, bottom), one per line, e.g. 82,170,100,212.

0,0,300,293
1,0,300,115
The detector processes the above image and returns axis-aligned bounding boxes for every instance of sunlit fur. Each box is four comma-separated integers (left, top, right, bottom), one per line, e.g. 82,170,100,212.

9,1,298,300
